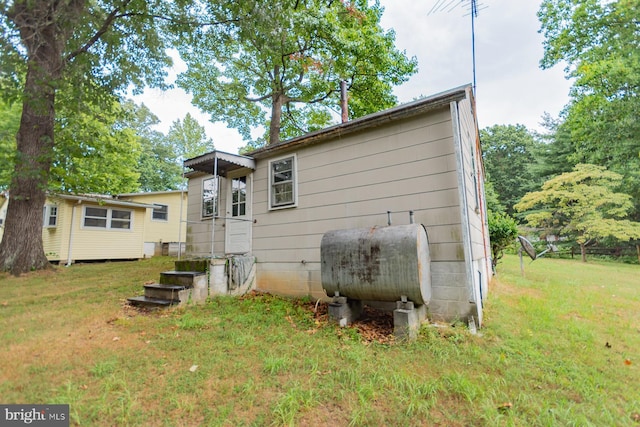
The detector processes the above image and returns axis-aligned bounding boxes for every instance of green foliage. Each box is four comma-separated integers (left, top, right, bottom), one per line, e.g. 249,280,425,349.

528,113,575,181
0,101,19,190
175,0,417,145
167,113,214,160
123,101,184,192
484,181,505,214
515,164,640,248
487,210,519,268
480,124,542,214
52,97,141,195
538,0,640,217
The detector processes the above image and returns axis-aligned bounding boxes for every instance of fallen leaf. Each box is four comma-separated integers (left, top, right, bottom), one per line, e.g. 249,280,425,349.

285,315,297,328
498,402,513,411
631,413,640,423
80,385,88,390
1,301,7,306
112,336,120,341
189,365,198,372
145,340,151,344
624,359,632,365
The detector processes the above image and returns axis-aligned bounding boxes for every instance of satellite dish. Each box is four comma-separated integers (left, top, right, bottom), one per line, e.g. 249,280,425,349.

518,236,553,261
518,236,537,260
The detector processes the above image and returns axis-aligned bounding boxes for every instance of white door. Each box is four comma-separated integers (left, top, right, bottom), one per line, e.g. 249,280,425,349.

225,173,252,254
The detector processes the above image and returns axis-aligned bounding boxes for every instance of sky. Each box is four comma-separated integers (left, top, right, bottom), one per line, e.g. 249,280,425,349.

134,0,573,154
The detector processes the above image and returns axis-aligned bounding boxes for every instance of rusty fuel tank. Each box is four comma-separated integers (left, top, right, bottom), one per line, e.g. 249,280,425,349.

320,224,431,304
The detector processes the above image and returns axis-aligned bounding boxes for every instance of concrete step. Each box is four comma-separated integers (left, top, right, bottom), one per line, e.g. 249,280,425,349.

174,259,209,273
143,283,187,300
160,270,207,287
127,296,179,308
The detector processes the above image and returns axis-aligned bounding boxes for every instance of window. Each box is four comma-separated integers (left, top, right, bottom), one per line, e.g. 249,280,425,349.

152,204,168,221
202,177,219,218
269,155,296,209
231,176,246,217
110,209,132,229
83,206,132,230
43,205,58,227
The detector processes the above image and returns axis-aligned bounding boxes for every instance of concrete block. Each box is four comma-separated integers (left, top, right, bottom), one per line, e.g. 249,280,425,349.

328,298,363,326
394,307,420,341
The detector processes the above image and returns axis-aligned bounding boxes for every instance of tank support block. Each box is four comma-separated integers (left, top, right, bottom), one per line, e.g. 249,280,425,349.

328,296,363,327
394,301,427,341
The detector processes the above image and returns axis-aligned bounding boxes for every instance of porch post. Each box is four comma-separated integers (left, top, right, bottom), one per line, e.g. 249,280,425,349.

210,155,218,259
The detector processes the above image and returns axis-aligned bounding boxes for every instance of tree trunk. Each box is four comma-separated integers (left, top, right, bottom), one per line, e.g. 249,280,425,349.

580,242,587,263
0,2,64,275
269,92,284,145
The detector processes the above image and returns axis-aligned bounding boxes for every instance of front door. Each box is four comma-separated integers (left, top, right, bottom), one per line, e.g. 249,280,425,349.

225,172,252,254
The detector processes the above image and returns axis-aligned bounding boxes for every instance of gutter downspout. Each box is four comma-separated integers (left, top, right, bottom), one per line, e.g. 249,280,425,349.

66,201,80,267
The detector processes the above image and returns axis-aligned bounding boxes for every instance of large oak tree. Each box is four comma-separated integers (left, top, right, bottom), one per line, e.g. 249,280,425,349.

0,0,177,274
176,0,417,146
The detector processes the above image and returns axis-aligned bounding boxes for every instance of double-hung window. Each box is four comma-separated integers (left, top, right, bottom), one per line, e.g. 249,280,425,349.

202,177,219,218
43,205,58,227
152,204,168,221
269,155,297,209
83,206,132,230
231,177,247,217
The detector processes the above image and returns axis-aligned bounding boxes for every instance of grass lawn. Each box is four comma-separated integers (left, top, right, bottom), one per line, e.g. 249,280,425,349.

0,255,638,426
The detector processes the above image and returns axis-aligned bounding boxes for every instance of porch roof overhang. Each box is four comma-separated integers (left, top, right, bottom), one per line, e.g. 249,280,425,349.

183,150,256,177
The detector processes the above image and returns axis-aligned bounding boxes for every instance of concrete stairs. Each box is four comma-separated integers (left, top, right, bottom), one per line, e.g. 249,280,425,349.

128,260,209,309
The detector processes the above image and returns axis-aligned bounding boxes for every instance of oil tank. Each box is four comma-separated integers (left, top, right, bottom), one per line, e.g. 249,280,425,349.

320,224,431,305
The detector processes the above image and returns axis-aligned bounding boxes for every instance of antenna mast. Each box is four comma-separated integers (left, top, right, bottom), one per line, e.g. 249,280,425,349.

428,0,487,95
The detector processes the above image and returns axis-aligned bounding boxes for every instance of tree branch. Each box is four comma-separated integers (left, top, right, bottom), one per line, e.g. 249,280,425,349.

65,0,132,61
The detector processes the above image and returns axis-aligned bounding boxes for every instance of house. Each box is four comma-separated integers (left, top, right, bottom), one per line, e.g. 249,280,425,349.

0,192,8,243
183,85,491,325
0,191,187,264
117,191,188,257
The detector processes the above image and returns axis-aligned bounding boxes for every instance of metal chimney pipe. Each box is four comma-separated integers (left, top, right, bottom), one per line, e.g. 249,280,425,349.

340,80,348,123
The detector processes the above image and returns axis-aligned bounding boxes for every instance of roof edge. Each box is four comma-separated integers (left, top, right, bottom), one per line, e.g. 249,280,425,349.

249,85,471,159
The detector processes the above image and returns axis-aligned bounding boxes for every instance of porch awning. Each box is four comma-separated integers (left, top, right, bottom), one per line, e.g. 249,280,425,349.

184,151,255,177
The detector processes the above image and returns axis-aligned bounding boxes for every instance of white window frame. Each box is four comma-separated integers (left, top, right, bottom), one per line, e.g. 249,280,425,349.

202,177,219,219
152,204,169,222
82,206,133,231
231,176,247,217
43,204,58,228
268,154,298,210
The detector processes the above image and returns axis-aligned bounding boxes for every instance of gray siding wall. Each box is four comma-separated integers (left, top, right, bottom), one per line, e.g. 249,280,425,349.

252,106,474,321
186,172,228,257
452,93,492,324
